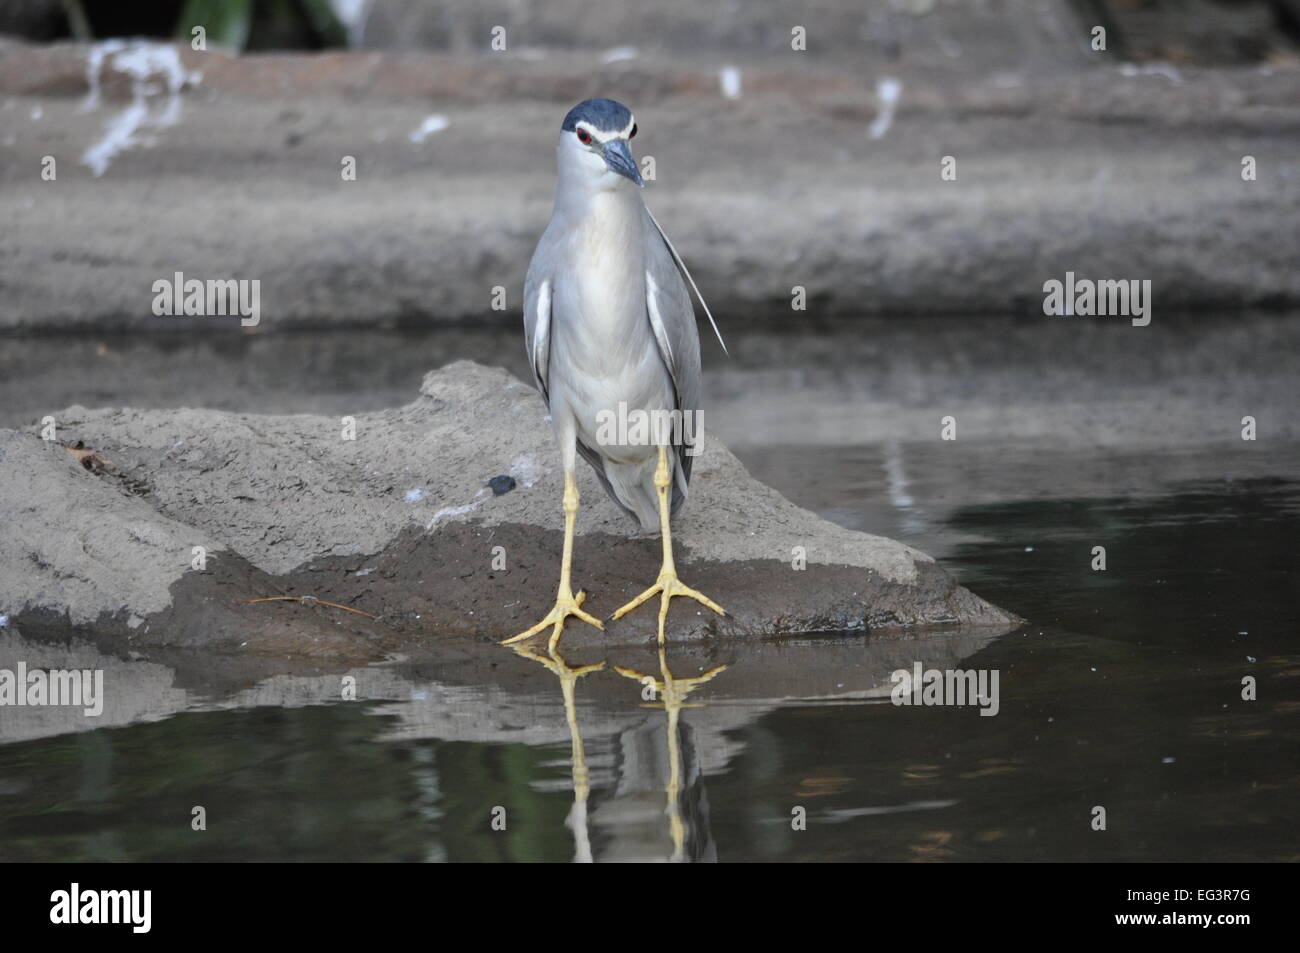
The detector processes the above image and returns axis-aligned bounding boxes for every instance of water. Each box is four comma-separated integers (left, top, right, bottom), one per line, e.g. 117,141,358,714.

1,320,1297,862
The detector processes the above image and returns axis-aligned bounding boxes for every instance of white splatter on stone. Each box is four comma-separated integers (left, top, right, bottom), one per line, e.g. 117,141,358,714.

868,77,902,140
426,488,491,529
81,41,201,176
510,453,543,489
719,66,742,100
409,115,449,143
1119,62,1182,85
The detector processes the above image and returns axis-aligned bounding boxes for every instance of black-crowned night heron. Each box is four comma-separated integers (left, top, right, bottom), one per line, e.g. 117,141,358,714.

504,98,728,651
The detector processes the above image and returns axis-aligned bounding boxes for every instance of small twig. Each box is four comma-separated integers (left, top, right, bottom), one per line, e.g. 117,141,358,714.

242,595,378,620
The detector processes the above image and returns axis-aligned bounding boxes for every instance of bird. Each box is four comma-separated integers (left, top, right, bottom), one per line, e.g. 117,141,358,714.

503,98,728,652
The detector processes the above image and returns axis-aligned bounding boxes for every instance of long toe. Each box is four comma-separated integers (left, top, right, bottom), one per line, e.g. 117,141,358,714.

672,579,726,617
610,582,663,621
502,591,604,645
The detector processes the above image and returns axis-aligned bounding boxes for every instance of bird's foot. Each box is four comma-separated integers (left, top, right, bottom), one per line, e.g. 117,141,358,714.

502,589,604,652
610,569,725,643
614,662,728,706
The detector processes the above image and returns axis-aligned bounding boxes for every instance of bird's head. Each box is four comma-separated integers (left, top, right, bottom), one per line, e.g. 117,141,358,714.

557,98,643,191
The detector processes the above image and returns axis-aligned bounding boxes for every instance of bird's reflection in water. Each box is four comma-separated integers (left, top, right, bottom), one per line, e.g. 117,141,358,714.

508,643,726,863
508,643,605,862
614,647,727,862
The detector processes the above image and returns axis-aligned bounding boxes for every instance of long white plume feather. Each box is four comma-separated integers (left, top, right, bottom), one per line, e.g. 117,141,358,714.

645,207,728,355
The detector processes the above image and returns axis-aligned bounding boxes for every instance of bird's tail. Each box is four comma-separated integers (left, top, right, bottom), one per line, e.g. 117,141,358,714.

602,456,660,532
575,440,689,533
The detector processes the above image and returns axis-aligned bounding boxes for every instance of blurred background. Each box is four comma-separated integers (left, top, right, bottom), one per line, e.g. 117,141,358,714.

2,0,1299,334
0,2,1297,861
1,0,1296,449
6,0,1300,59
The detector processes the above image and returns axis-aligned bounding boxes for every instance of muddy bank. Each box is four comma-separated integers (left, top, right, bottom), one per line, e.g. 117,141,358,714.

1,40,1298,329
0,361,1017,666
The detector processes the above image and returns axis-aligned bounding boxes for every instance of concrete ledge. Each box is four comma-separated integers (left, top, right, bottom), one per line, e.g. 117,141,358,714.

2,41,1298,329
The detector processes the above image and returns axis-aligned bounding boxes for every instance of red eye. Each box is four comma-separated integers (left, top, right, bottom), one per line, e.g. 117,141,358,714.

576,128,591,144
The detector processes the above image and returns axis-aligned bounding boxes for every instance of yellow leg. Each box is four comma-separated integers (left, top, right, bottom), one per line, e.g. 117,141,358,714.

610,446,725,643
502,470,604,652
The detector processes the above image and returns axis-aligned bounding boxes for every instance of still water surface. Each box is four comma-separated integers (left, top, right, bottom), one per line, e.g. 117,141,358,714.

2,451,1293,861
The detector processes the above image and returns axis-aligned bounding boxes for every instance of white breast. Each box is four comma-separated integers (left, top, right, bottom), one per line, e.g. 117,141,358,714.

548,193,673,449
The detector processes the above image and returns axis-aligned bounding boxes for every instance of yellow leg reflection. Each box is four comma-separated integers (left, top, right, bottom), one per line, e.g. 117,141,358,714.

509,642,604,862
610,446,725,643
616,645,727,861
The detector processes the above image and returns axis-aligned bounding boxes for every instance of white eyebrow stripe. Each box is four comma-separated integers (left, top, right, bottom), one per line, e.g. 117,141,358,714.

575,116,636,143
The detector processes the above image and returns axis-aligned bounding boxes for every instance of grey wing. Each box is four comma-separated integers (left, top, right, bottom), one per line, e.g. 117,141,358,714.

522,225,558,404
528,224,643,524
641,208,706,514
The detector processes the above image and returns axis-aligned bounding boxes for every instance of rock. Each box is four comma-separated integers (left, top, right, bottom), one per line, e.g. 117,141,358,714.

0,361,1018,665
0,430,225,625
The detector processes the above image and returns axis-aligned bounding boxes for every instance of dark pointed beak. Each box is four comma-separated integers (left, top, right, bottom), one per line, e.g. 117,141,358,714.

603,138,643,187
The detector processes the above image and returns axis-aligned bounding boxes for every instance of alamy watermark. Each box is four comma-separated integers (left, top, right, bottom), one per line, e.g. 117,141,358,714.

0,663,104,717
594,401,703,456
1042,271,1151,326
50,883,150,933
151,271,260,326
890,663,1000,716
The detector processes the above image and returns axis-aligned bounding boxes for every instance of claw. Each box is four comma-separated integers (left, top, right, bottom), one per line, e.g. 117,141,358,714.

502,589,604,652
612,571,725,643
